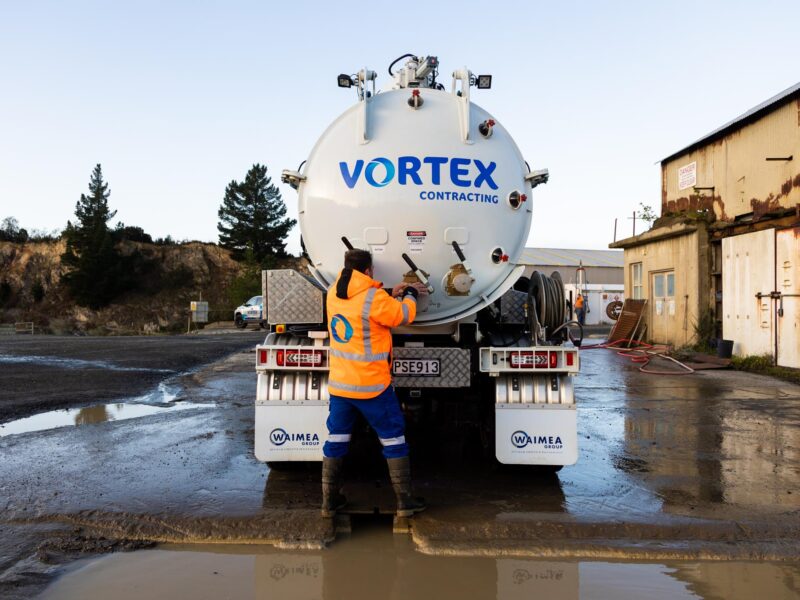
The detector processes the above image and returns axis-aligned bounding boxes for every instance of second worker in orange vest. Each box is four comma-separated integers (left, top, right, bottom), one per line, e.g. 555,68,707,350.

322,248,428,518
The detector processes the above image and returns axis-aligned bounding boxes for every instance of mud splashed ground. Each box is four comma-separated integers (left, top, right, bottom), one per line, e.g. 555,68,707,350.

2,333,800,599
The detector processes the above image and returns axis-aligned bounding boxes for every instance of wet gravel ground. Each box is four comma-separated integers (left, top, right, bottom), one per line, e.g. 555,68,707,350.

0,333,264,422
1,335,799,598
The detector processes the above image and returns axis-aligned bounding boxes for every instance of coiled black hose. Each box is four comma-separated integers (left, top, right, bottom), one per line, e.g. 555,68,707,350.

528,271,566,344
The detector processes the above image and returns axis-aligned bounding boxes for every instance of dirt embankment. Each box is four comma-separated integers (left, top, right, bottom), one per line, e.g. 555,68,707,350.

0,240,249,334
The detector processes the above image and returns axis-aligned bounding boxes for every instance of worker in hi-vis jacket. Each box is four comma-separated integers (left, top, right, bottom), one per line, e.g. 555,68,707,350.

322,248,428,518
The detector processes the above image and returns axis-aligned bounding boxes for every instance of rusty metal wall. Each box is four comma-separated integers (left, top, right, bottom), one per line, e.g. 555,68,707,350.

722,229,775,357
776,227,800,368
662,99,800,221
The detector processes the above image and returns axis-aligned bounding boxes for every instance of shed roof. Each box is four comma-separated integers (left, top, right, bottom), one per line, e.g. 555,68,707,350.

661,80,800,164
521,247,624,268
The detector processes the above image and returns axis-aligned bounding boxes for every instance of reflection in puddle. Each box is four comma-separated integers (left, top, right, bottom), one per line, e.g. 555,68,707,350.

0,402,209,437
0,353,175,373
622,390,800,514
39,525,800,600
0,382,211,437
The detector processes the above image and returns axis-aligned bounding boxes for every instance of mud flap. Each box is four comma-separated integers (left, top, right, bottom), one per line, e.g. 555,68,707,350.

495,405,578,465
255,403,329,462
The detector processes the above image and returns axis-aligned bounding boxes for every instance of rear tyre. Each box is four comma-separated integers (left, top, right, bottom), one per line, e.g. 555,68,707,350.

495,461,563,474
267,461,313,471
234,314,247,329
539,465,563,473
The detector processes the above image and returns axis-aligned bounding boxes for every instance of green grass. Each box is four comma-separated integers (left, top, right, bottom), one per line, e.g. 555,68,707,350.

731,354,800,385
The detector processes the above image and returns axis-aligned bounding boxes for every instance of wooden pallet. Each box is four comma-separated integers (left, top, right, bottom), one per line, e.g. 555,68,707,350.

607,300,647,344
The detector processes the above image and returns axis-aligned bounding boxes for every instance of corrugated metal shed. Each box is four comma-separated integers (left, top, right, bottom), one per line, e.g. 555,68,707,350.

661,80,800,164
520,248,624,268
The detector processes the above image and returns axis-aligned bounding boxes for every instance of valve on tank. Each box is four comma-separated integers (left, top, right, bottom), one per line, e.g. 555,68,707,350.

401,270,432,313
444,241,475,296
401,253,433,312
507,190,527,210
408,89,423,109
478,119,495,138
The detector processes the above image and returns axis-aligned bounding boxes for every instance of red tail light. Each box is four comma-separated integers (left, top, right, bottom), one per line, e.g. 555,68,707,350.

258,349,267,365
510,350,557,369
566,351,575,367
276,350,285,366
510,351,534,368
285,349,326,368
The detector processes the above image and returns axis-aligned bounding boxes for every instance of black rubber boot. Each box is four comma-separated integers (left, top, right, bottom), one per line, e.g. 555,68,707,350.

387,456,427,517
321,457,347,518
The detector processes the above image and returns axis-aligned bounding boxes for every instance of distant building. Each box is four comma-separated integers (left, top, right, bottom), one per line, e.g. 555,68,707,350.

521,248,624,326
611,82,799,367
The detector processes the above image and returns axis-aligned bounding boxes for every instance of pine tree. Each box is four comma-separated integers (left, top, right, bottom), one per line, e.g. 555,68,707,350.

217,164,296,265
61,164,124,308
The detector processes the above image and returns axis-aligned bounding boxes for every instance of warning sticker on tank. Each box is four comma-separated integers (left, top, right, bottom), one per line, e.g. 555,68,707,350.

406,230,426,254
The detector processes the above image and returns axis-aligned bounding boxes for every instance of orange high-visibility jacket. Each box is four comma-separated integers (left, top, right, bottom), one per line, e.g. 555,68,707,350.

327,268,417,399
575,295,585,309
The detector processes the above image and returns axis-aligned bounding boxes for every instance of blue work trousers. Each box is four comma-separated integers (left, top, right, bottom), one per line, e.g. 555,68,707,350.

323,386,409,459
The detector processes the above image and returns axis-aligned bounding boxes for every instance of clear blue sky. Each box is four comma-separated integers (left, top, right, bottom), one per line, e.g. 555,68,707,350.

2,1,798,253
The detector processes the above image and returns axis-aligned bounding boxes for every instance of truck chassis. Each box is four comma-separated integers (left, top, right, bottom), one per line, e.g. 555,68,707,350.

254,270,579,467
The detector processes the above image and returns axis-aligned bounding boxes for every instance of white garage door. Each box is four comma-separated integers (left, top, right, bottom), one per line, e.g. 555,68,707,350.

776,227,800,369
722,230,774,357
723,227,800,368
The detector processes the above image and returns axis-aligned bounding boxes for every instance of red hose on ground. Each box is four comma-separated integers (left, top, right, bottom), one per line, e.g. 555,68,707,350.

581,338,695,375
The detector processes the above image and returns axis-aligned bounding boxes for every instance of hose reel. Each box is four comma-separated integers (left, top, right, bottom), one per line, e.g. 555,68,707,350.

527,271,567,344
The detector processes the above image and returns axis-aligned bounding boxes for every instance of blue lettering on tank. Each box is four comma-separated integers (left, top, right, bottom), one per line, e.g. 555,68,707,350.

339,156,498,190
397,156,422,185
364,158,395,187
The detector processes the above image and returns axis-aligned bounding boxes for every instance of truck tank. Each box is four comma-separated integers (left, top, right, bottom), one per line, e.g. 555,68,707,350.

284,55,548,326
261,55,576,472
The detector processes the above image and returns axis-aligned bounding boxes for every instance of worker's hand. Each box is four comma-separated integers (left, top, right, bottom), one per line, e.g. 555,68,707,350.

391,283,409,298
410,282,429,296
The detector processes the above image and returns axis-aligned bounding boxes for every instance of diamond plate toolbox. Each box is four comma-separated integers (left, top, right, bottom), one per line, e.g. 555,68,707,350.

500,289,527,325
392,347,471,388
266,270,324,324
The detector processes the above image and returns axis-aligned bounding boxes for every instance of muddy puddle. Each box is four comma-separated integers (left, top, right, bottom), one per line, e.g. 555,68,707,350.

0,382,211,437
39,520,800,599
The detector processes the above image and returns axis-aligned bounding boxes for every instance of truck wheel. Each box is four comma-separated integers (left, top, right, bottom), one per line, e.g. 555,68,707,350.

267,461,310,471
235,314,247,329
540,465,563,473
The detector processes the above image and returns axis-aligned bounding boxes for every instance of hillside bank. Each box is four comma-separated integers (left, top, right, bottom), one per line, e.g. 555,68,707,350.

0,240,299,334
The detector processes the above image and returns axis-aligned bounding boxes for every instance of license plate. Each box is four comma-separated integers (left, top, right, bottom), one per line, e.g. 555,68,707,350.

392,359,440,377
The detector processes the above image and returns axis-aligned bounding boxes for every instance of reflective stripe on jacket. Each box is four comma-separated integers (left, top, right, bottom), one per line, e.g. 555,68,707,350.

327,268,417,399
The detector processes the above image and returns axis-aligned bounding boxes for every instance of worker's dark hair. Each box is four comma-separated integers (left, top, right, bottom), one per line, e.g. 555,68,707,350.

344,249,372,274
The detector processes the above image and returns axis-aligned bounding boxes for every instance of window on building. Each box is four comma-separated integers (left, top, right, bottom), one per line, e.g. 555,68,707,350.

653,271,676,299
631,263,643,299
654,273,665,297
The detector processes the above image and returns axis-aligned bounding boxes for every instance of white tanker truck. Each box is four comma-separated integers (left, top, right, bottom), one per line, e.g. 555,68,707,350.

254,54,580,469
